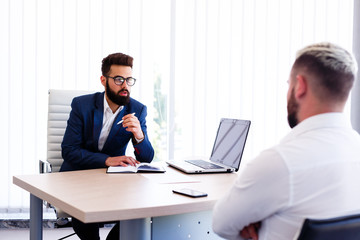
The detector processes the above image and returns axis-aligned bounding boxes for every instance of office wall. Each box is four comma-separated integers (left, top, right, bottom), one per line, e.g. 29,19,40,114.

351,0,360,133
0,0,354,212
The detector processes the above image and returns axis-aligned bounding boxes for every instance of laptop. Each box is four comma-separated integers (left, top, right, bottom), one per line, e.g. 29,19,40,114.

166,118,251,173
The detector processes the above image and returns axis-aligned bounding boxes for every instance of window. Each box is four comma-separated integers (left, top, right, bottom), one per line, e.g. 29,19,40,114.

0,0,354,211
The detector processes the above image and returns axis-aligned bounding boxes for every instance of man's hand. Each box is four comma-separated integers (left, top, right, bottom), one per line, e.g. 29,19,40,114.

122,113,144,140
105,156,140,167
240,222,261,240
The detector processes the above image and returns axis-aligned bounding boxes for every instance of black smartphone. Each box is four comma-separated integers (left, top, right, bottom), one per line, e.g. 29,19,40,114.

172,188,208,198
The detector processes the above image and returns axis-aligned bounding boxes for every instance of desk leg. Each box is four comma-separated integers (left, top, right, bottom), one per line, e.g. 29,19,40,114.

119,218,151,240
30,194,43,240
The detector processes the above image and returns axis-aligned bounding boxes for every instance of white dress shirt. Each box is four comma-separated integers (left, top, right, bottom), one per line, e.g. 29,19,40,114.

212,113,360,240
98,95,123,151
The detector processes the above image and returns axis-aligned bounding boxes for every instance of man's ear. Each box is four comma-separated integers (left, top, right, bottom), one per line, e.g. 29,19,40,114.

294,74,307,99
100,76,106,87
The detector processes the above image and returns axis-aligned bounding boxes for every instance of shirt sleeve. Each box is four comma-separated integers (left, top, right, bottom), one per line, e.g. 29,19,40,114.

212,148,290,240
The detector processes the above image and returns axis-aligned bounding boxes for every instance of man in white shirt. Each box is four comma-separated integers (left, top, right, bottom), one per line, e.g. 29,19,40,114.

212,42,360,240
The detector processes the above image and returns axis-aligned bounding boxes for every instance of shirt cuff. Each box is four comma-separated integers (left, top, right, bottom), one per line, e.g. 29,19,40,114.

134,136,144,143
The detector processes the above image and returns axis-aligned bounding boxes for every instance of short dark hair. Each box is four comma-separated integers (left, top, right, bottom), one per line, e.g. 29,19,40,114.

101,53,133,76
292,42,357,102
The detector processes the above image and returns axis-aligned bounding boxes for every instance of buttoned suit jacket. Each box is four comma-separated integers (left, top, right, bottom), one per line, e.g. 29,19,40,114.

60,92,154,171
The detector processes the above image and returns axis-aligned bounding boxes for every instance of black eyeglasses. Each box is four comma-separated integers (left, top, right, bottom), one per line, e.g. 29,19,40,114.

106,76,136,86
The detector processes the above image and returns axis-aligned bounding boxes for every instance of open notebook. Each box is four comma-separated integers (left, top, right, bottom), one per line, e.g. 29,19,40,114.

167,118,251,173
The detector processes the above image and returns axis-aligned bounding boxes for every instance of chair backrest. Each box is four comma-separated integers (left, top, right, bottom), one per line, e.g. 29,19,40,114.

297,214,360,240
47,89,94,172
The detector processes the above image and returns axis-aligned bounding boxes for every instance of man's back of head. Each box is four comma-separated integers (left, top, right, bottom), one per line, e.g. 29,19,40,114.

292,42,357,103
287,42,358,127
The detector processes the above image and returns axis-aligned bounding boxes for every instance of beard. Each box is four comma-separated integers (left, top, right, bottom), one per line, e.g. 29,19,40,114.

287,88,299,128
105,80,130,106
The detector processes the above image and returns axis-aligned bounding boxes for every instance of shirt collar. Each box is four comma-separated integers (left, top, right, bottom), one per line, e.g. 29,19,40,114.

281,112,351,143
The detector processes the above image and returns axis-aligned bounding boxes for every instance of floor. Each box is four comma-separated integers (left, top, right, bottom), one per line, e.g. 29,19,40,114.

0,227,111,239
0,211,111,240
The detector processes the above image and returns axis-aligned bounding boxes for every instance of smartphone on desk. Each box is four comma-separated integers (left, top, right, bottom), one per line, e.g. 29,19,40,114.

172,188,208,198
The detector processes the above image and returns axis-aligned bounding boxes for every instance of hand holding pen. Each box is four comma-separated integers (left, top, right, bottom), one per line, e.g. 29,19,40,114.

117,112,135,125
117,113,144,140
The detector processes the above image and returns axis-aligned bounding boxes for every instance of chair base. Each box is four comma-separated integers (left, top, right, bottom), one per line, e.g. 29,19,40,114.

55,218,72,228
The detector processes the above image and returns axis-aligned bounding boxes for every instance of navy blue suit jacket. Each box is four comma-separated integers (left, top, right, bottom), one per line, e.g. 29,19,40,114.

60,92,154,171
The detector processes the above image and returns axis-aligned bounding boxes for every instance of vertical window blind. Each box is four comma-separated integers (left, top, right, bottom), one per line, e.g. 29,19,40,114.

0,0,354,212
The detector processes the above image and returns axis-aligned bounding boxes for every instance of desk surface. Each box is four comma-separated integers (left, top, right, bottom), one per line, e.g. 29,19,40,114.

13,165,238,223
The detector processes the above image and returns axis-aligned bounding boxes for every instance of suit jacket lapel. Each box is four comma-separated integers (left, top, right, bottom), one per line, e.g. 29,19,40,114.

93,92,104,150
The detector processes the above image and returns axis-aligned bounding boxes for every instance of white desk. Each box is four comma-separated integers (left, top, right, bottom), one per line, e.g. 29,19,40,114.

13,166,237,240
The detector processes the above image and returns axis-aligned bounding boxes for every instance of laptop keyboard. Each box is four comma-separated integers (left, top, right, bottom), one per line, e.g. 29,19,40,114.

186,160,224,169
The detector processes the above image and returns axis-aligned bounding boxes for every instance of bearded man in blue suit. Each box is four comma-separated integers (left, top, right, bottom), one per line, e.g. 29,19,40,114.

60,52,154,240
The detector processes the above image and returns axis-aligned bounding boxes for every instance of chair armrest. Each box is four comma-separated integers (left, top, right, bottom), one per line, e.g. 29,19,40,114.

39,159,52,173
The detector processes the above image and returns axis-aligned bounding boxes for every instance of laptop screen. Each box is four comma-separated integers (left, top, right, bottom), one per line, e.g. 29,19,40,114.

210,118,251,170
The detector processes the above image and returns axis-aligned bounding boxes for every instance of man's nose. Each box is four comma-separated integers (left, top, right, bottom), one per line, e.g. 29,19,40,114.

120,80,128,87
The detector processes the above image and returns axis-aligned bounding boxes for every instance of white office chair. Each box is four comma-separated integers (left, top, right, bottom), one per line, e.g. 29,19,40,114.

39,89,93,228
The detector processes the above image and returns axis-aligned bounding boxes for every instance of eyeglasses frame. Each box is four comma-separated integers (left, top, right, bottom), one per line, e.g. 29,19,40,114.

105,75,136,86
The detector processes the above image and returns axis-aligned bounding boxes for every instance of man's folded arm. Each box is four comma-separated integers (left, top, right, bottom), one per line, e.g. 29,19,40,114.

212,149,290,239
